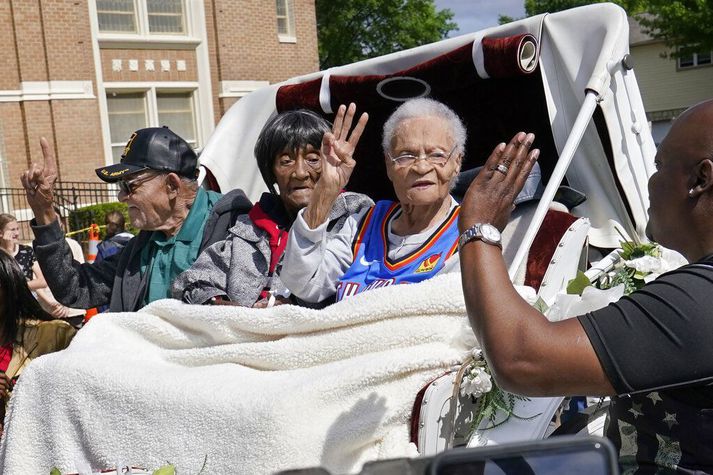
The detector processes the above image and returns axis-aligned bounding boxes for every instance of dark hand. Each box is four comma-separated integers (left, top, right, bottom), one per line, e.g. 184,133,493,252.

459,132,540,232
304,103,369,228
20,137,59,225
318,103,369,195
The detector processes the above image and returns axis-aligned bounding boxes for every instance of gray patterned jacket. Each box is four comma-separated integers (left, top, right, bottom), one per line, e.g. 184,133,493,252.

172,191,373,306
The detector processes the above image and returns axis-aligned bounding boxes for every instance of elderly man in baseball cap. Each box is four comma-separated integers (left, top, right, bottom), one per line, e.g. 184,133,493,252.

22,126,249,312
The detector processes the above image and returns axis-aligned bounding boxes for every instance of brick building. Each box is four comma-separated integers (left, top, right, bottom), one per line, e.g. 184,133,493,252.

0,0,318,193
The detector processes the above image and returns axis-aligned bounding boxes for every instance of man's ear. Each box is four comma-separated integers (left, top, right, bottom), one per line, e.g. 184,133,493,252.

165,173,181,198
690,158,713,197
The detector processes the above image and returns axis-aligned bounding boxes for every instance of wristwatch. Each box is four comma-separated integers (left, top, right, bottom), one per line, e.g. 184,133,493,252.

458,223,502,251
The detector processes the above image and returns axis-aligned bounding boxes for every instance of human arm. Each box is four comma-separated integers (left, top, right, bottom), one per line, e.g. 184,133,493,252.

32,219,120,309
173,238,236,305
280,207,366,303
459,132,615,397
27,261,47,290
34,286,70,319
302,103,368,228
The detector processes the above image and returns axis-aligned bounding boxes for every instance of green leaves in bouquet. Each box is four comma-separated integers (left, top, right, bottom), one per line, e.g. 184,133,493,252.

566,270,591,296
153,465,176,475
50,469,61,475
619,240,659,261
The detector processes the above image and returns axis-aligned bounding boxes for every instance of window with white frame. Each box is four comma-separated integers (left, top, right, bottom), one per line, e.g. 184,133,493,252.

97,0,186,35
276,0,296,41
678,50,713,69
106,89,197,163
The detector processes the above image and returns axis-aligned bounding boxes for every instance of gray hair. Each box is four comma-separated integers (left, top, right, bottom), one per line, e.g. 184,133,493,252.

381,98,467,156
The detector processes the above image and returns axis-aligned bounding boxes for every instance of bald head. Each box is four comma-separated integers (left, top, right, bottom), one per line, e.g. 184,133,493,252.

647,99,713,261
663,99,713,167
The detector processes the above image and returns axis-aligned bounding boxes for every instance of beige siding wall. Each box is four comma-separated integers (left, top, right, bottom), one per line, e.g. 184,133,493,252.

631,42,713,114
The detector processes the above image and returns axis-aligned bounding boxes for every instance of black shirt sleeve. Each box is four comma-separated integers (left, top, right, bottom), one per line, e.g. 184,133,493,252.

578,262,713,395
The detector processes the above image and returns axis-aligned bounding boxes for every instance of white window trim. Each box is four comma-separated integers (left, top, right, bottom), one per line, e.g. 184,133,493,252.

104,83,202,154
90,0,215,167
96,0,195,44
677,50,713,70
276,0,296,43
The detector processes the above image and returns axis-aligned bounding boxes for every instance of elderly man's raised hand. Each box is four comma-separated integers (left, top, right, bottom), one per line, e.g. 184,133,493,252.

460,132,540,232
20,137,59,225
304,103,368,228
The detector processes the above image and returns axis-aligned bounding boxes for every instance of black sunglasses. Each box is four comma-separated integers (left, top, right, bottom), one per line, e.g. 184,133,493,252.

117,172,161,195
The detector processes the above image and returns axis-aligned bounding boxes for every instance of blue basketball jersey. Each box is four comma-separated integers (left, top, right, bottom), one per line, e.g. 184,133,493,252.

335,200,460,301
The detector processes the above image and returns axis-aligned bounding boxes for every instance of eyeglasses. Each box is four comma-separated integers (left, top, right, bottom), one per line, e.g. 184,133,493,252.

117,172,161,196
388,145,458,168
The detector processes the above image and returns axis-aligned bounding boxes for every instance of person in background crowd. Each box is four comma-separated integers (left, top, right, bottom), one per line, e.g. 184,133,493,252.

457,99,713,472
0,213,73,320
281,99,464,303
173,108,372,307
0,251,75,436
21,128,250,312
95,211,133,264
0,213,46,290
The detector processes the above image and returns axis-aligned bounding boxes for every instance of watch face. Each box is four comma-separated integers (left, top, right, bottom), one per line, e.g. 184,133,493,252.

481,224,501,242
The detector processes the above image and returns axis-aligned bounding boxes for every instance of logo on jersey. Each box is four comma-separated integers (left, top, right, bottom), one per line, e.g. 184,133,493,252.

415,253,441,273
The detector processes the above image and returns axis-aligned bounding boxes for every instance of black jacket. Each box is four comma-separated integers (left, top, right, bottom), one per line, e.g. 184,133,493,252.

32,188,252,313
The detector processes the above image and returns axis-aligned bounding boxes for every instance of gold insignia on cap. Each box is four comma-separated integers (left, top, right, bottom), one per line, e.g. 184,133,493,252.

123,132,138,157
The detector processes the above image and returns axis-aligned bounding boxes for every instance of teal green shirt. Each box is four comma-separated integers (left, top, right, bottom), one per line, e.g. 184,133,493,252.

140,187,221,304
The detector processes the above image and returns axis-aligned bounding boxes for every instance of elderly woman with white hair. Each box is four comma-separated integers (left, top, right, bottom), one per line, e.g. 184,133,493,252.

281,97,465,304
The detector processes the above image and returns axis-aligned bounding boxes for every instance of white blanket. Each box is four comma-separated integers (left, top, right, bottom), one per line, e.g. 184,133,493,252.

0,273,475,475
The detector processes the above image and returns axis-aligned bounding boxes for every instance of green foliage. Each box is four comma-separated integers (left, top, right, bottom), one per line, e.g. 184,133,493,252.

523,0,646,16
316,0,457,69
472,385,534,430
637,1,713,58
152,465,176,475
566,270,592,296
50,469,61,475
68,202,137,242
510,0,712,55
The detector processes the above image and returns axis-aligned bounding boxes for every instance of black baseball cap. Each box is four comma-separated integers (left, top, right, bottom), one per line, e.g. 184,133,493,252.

95,126,198,182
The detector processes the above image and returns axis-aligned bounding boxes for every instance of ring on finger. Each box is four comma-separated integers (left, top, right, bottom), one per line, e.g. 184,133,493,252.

494,163,509,175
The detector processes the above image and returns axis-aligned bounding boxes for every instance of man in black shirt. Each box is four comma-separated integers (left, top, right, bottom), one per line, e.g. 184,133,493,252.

458,98,713,474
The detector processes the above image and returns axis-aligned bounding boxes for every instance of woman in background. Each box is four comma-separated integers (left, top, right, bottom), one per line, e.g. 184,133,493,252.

0,213,46,290
0,251,75,435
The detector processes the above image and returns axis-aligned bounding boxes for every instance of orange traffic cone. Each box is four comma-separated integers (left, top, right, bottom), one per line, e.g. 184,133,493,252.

87,224,100,264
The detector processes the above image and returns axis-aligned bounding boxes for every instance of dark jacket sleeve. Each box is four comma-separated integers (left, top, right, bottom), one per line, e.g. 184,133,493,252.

32,218,122,309
199,188,253,254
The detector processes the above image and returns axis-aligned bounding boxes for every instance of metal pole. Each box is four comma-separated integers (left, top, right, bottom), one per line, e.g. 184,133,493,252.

508,90,600,280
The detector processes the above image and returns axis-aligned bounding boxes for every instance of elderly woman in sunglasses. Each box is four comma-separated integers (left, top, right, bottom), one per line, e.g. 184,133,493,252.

281,98,464,304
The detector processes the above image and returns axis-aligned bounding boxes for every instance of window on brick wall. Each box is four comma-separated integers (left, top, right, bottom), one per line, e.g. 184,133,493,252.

276,0,296,41
97,0,138,33
97,0,186,35
107,92,147,163
106,90,197,163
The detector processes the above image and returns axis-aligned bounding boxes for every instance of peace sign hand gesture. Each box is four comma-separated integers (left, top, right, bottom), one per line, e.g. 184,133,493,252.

304,103,368,228
319,103,369,194
20,137,59,225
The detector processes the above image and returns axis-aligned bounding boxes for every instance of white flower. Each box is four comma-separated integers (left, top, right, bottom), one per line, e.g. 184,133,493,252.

547,284,625,322
624,255,662,274
658,248,688,273
460,366,493,398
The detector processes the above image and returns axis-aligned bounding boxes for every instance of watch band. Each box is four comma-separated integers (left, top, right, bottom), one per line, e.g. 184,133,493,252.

458,223,502,251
